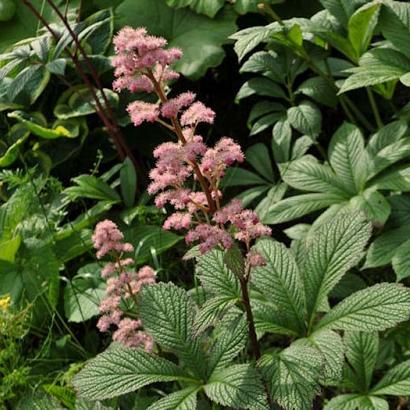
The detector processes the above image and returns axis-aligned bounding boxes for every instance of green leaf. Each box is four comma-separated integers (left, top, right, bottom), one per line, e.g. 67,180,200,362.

233,0,284,14
367,121,408,158
251,238,306,334
339,48,410,94
120,157,137,208
296,76,337,107
236,78,287,101
379,2,410,59
255,183,287,221
287,101,322,138
231,24,282,62
303,211,371,320
324,394,389,410
0,235,21,263
240,50,284,80
147,386,199,410
222,167,270,188
392,238,410,282
344,332,379,391
115,0,236,80
0,126,28,168
165,0,224,18
207,316,247,374
54,86,119,119
348,3,380,59
196,249,241,298
245,143,274,182
319,0,358,27
204,364,268,410
328,122,367,194
317,283,410,332
65,175,121,202
64,263,106,323
250,112,283,136
295,329,344,385
73,344,190,400
281,155,347,196
370,164,410,192
139,283,203,375
262,192,343,224
272,117,292,163
248,101,284,126
16,393,65,410
82,9,114,54
46,59,67,76
259,344,322,410
371,359,410,396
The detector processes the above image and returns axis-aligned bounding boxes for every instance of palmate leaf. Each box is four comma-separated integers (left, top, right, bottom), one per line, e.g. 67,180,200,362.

73,344,191,400
371,359,410,396
324,394,389,410
196,249,241,298
207,315,247,374
317,283,410,332
303,211,372,320
139,283,204,376
251,238,306,334
328,122,368,194
262,192,343,224
147,386,199,410
259,345,323,410
204,364,268,410
344,332,379,391
294,329,344,385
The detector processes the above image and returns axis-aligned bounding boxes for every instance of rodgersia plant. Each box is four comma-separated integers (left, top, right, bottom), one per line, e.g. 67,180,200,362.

73,27,410,410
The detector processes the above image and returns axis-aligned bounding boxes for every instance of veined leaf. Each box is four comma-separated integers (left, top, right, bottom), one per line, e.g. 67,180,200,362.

147,386,199,410
252,238,306,334
344,332,379,391
245,143,274,182
370,164,410,192
262,192,343,224
287,101,322,138
240,50,283,81
304,211,371,319
73,344,191,400
317,283,410,332
204,364,268,410
236,77,287,101
139,283,204,376
165,0,224,18
296,76,337,107
319,0,361,27
371,359,410,396
324,394,389,410
392,238,410,281
196,249,241,298
328,122,367,194
64,175,120,202
259,344,322,410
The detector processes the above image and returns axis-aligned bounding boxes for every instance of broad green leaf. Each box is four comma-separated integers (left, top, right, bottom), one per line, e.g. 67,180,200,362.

259,344,322,410
392,238,410,282
272,117,292,163
250,112,283,135
147,386,199,410
304,211,371,320
365,225,410,269
248,101,284,125
54,86,119,119
65,175,121,202
238,186,270,208
295,329,344,385
82,9,114,54
236,78,287,101
233,0,284,14
370,164,410,192
231,23,282,62
291,135,314,160
245,143,274,182
115,0,236,80
64,263,106,323
328,122,367,194
0,127,28,167
281,155,347,196
207,316,247,374
262,192,343,224
204,364,268,410
120,157,137,208
317,283,410,332
348,3,380,59
45,59,67,76
0,235,21,263
319,0,360,27
16,393,64,410
240,50,284,81
252,238,306,333
73,344,190,400
324,394,389,410
139,283,203,375
344,332,379,391
287,101,322,138
371,359,410,396
255,183,287,221
222,167,270,188
339,48,410,94
296,76,337,107
165,0,224,18
348,189,391,227
196,249,241,298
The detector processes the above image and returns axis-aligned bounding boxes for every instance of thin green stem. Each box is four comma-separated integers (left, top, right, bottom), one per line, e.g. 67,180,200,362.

366,87,383,129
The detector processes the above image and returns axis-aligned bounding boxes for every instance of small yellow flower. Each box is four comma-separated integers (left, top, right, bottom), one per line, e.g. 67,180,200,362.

0,294,11,311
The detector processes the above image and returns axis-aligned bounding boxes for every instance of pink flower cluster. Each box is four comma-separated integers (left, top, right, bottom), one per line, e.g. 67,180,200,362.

92,220,155,350
112,27,271,266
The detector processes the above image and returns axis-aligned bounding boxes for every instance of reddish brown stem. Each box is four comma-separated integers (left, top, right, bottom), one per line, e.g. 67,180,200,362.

146,70,216,213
